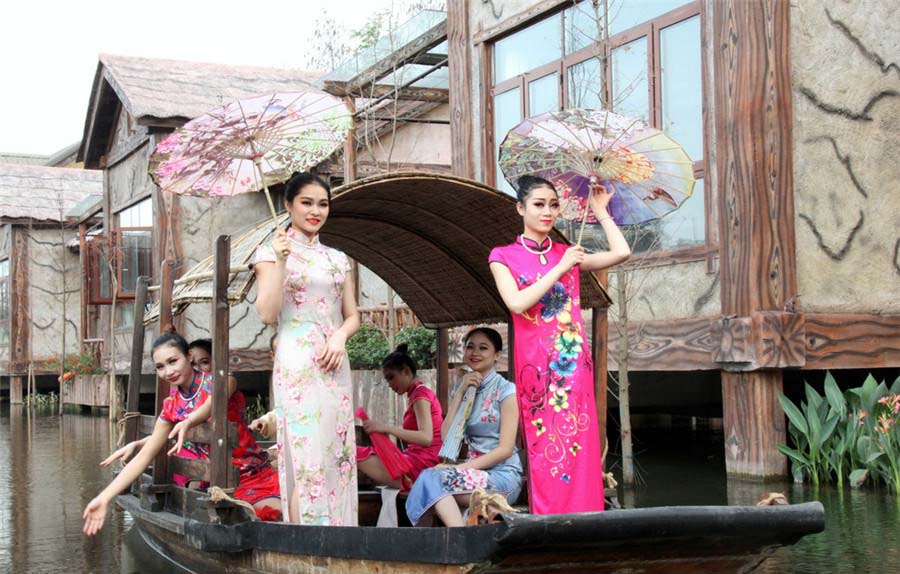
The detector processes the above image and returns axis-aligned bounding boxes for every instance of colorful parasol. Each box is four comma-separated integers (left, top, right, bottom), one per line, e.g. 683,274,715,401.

498,108,695,242
355,407,413,490
149,91,352,224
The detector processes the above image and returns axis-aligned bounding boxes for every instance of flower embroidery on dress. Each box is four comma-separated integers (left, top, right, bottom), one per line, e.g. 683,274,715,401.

539,282,569,320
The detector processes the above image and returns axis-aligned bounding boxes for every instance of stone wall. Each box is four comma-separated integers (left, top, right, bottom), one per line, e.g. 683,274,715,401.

791,2,900,313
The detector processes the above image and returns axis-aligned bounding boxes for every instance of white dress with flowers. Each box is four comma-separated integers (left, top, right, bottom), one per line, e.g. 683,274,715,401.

255,228,357,525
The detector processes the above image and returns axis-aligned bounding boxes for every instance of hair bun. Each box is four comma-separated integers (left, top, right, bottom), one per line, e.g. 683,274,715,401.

395,343,409,355
162,323,178,335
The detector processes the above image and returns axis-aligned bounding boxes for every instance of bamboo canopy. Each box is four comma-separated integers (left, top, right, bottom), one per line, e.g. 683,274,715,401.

145,172,611,328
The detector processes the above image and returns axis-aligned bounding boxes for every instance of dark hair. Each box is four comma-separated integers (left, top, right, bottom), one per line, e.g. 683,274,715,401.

381,343,417,376
516,175,557,203
151,332,189,356
464,327,503,353
284,171,331,204
188,339,212,355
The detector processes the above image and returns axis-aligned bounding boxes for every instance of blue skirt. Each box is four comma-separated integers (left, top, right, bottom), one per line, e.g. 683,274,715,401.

404,463,523,525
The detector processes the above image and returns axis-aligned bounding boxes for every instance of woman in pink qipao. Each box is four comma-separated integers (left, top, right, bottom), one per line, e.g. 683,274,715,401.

488,175,631,514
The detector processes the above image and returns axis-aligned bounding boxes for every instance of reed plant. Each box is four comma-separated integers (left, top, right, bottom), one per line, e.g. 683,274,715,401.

779,372,900,492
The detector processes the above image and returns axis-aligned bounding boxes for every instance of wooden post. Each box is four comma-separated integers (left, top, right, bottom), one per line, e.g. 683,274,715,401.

591,271,609,460
124,277,148,444
152,260,174,485
209,236,232,489
448,0,474,179
436,327,450,414
713,0,796,477
10,376,23,405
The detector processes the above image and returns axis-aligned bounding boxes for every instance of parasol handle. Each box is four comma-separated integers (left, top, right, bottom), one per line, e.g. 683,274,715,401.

252,157,281,226
576,177,597,247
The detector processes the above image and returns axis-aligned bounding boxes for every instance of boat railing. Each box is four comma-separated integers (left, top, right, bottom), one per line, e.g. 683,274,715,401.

123,236,243,523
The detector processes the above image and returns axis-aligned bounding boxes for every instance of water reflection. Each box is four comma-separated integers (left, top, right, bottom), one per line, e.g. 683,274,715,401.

1,408,895,573
0,405,130,574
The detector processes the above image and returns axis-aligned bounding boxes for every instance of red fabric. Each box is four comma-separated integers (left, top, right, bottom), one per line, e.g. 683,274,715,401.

355,407,412,484
158,371,279,506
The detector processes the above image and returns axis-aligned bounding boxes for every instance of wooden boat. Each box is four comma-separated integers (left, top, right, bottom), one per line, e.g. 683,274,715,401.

117,490,824,574
115,232,824,573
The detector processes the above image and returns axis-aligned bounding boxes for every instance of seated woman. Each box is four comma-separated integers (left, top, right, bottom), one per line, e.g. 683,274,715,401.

357,343,443,491
405,328,523,527
82,333,280,536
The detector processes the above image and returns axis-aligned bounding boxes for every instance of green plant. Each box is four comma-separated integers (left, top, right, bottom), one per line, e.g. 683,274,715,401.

395,326,437,369
778,371,900,492
346,323,389,369
24,392,59,408
245,394,268,424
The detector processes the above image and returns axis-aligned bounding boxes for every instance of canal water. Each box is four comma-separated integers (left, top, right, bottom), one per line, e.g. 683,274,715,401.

1,405,896,573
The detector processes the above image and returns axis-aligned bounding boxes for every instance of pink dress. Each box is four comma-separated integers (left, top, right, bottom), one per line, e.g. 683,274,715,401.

357,382,443,488
489,237,604,514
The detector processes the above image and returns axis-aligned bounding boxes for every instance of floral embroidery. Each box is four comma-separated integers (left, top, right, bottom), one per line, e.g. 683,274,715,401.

569,443,582,456
440,468,489,492
539,282,569,320
532,418,546,436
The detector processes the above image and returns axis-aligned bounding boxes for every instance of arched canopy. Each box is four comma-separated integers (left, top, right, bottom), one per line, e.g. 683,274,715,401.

323,172,611,328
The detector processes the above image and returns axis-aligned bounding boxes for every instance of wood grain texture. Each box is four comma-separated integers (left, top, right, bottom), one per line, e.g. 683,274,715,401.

9,228,29,377
805,313,900,369
607,317,720,372
125,277,148,443
210,236,233,489
448,0,474,179
721,371,787,477
472,0,568,45
713,0,795,477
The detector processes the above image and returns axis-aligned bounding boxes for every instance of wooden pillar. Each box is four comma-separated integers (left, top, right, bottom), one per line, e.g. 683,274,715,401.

591,271,609,456
152,260,174,485
10,376,23,404
436,327,450,414
448,0,474,179
713,0,797,477
124,277,148,444
209,236,233,488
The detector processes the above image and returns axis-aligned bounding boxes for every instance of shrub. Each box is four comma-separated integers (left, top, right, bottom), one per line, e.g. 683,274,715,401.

47,352,105,381
395,326,437,369
346,323,389,369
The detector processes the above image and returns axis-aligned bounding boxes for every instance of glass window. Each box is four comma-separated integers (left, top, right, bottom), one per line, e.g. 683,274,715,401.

565,2,601,54
493,88,522,195
611,36,649,124
528,72,559,117
609,0,693,36
660,15,703,162
119,230,152,294
117,198,153,295
567,57,602,109
494,15,562,83
621,177,705,253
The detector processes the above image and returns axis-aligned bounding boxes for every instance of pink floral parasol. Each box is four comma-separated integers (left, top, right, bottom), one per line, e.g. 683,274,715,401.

498,108,695,243
149,91,352,223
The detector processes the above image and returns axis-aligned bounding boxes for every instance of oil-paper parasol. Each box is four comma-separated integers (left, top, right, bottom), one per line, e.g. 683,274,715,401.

498,108,695,243
355,407,412,490
149,90,352,224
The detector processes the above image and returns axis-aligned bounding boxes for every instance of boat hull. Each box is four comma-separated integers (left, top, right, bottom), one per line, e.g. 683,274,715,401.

118,494,824,574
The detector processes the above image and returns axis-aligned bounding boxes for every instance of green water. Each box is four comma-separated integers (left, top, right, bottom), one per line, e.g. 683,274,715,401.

1,407,895,573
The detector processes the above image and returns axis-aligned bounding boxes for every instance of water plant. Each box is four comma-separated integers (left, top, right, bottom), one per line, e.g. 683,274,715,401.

778,372,900,492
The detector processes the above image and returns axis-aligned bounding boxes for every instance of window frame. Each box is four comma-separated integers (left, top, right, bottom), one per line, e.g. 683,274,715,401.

483,0,714,268
114,197,153,300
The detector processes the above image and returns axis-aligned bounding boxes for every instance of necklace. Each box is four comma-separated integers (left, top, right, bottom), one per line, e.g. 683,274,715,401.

520,235,552,265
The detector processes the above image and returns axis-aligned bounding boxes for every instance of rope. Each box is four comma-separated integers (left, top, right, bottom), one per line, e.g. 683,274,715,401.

208,486,259,521
116,411,143,447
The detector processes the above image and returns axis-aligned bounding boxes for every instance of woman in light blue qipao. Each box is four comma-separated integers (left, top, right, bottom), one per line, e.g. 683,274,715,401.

405,327,523,526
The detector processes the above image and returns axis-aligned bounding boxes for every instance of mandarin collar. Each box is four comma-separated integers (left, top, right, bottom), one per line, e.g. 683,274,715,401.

286,226,320,247
520,235,551,250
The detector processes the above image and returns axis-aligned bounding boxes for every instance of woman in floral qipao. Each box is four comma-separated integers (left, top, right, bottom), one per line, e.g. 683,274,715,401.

489,175,630,515
405,328,523,526
254,172,361,525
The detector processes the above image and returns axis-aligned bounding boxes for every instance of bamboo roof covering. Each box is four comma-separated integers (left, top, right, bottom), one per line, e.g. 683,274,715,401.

0,163,102,222
145,172,611,329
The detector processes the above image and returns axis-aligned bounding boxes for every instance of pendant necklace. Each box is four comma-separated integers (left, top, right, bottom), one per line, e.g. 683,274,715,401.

520,235,552,265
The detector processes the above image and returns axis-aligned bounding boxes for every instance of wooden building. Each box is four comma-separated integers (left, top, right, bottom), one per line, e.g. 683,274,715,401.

75,43,453,382
0,163,102,402
446,0,900,477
